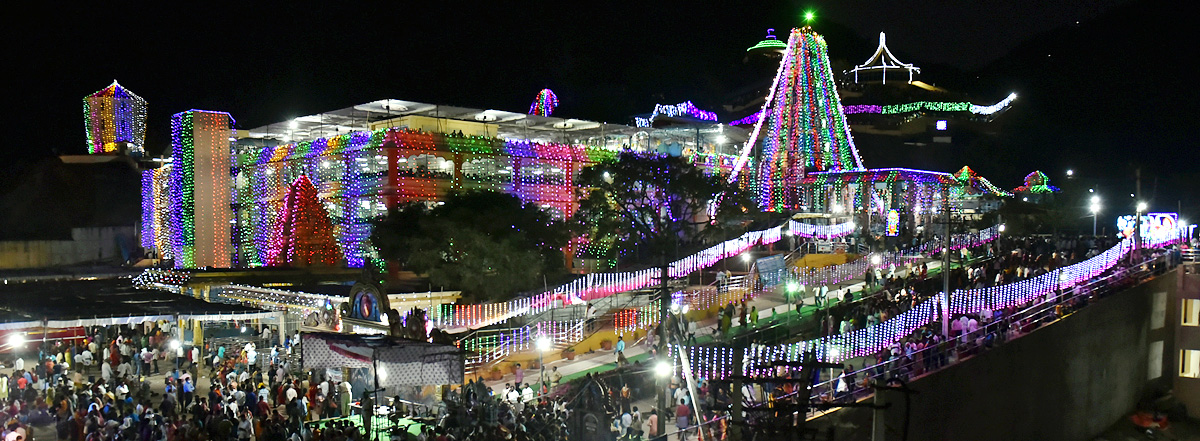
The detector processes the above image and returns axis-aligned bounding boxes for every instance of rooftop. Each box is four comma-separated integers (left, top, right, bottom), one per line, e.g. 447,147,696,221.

0,278,272,330
245,99,649,146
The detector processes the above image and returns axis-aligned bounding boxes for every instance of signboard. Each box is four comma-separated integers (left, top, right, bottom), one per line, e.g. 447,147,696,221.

756,254,787,287
817,241,833,253
1117,212,1178,243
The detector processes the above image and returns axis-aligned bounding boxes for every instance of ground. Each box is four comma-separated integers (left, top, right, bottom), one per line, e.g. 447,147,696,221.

1092,414,1200,441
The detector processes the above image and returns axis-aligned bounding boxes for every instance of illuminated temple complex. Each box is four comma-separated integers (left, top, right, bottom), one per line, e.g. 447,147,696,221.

728,27,1011,233
142,100,744,269
138,26,1012,271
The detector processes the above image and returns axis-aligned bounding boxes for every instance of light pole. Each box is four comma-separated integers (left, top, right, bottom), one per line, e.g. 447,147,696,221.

1136,201,1148,251
1089,195,1101,237
535,336,550,397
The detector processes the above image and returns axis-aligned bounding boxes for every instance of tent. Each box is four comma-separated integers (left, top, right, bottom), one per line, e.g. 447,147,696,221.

301,332,463,388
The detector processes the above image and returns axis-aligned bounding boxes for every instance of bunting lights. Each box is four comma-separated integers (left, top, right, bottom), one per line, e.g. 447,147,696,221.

634,101,718,127
787,219,855,239
730,93,1018,126
680,225,1195,381
529,89,559,117
951,166,1013,198
83,81,147,155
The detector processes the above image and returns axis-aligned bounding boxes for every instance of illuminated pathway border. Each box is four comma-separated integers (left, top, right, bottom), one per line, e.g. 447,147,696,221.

682,232,1185,380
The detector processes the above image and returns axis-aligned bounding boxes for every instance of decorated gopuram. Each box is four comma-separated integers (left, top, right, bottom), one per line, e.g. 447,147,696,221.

727,26,1011,235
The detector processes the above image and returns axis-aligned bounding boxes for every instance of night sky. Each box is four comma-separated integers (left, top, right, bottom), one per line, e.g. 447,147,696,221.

5,0,1196,221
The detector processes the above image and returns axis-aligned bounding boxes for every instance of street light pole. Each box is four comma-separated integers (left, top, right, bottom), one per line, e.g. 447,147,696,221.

941,188,951,340
535,336,550,397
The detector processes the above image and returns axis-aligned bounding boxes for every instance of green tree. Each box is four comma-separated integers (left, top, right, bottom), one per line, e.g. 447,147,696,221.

572,152,748,265
371,191,569,302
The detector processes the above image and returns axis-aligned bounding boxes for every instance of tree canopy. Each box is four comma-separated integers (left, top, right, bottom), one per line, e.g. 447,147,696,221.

572,152,754,264
371,191,570,302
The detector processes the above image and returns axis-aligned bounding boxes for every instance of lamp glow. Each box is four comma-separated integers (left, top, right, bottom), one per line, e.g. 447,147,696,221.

7,334,25,348
655,361,672,377
535,336,551,352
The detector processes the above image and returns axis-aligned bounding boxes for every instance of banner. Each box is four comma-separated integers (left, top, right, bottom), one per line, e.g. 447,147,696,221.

302,333,463,387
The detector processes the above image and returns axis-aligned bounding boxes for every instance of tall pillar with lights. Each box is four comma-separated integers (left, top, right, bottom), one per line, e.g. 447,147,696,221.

169,110,235,268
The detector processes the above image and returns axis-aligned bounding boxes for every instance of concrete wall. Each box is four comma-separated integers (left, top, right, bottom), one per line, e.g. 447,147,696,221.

1173,261,1200,417
811,269,1177,441
0,226,137,269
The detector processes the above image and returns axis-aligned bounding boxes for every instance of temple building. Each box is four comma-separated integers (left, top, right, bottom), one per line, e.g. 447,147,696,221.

141,99,738,270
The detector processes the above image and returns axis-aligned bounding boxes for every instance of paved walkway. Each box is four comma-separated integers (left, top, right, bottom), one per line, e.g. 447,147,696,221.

479,258,949,397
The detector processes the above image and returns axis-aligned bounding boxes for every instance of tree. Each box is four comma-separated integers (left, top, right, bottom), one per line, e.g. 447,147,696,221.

572,152,747,264
572,153,746,438
371,191,569,302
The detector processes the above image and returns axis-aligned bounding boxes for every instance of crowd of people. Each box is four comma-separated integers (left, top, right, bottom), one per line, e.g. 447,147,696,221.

428,378,569,441
810,234,1167,403
0,323,371,441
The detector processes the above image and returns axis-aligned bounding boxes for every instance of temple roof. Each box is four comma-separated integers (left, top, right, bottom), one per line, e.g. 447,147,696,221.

746,28,788,52
86,80,146,103
849,32,920,83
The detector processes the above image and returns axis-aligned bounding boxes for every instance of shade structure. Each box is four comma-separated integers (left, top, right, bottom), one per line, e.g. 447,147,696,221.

0,278,274,330
301,332,463,387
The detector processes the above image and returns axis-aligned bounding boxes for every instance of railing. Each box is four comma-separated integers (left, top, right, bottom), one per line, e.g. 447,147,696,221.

801,248,1173,419
682,230,1186,380
463,319,587,374
788,219,856,239
432,224,786,330
789,224,1003,289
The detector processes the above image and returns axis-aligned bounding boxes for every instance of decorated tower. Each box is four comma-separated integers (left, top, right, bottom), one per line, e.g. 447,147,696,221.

266,175,342,267
167,110,235,268
84,80,147,156
732,27,865,211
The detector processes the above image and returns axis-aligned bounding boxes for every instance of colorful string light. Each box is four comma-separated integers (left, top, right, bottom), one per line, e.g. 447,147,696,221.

529,89,559,117
167,110,236,268
1013,170,1060,194
745,27,865,211
83,81,147,155
731,94,1018,126
681,227,1187,380
634,101,718,127
265,175,343,267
